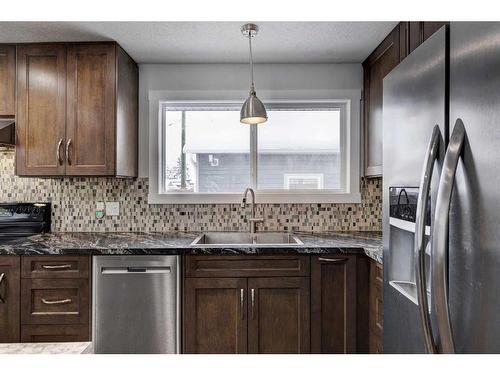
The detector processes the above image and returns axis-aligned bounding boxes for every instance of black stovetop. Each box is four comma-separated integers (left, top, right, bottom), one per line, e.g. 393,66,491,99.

0,202,51,242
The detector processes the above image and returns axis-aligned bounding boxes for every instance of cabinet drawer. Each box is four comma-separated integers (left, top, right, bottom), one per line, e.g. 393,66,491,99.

21,278,89,325
185,255,310,278
21,324,89,343
21,256,89,279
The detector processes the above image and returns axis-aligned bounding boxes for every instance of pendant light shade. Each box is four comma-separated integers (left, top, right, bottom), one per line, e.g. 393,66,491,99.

240,23,267,125
240,88,267,124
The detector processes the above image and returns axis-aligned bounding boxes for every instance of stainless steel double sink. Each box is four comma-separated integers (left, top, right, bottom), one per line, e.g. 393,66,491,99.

190,232,304,247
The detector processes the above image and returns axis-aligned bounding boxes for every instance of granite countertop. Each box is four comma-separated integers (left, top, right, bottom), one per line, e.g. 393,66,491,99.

0,231,383,264
0,341,92,354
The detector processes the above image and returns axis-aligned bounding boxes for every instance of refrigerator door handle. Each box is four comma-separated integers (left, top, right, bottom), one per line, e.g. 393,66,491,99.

414,125,441,354
432,119,466,354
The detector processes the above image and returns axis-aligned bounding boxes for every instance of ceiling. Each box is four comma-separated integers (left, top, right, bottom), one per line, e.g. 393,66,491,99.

0,22,397,64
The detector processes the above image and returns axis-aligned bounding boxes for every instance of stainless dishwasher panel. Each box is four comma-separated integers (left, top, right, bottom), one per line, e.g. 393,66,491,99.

93,256,180,354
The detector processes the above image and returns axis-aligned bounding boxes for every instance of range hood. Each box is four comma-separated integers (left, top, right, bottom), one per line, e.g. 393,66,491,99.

0,117,15,147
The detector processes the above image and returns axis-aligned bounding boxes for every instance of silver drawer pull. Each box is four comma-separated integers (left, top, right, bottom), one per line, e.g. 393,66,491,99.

318,257,348,263
56,138,64,165
42,264,72,270
41,298,72,305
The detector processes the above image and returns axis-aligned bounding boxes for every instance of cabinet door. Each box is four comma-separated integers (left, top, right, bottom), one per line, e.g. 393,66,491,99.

16,44,67,176
408,22,423,55
400,22,448,61
369,260,384,353
247,277,310,354
184,277,247,354
0,44,15,116
0,256,20,343
311,255,357,353
66,44,116,175
363,26,400,177
422,22,447,43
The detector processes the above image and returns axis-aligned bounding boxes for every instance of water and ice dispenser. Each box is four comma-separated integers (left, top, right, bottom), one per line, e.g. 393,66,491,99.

388,187,432,305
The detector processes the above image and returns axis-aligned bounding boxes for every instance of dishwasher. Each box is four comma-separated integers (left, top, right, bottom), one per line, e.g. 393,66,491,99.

93,256,180,354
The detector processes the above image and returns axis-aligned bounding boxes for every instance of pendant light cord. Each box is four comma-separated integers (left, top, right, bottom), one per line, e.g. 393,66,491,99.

248,33,254,92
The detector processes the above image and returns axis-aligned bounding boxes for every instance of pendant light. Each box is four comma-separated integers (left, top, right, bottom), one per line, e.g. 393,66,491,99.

240,23,268,125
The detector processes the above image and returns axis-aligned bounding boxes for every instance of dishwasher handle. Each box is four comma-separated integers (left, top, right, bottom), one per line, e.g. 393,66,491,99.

101,266,172,274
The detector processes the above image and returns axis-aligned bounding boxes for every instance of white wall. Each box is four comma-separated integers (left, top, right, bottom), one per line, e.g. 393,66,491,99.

138,63,363,177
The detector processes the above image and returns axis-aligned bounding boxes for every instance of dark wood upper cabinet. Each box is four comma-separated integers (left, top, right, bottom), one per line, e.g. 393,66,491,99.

311,255,357,353
363,22,447,177
422,22,448,42
0,45,16,116
66,44,116,176
247,277,310,354
16,44,67,176
183,277,248,354
363,25,400,177
15,42,138,177
408,22,423,56
0,256,20,343
399,22,448,61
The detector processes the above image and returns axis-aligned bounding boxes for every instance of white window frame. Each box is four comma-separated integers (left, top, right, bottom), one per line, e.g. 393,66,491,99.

148,91,361,204
284,173,324,190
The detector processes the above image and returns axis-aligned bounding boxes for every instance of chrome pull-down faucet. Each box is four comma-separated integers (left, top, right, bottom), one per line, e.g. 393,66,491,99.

241,187,264,234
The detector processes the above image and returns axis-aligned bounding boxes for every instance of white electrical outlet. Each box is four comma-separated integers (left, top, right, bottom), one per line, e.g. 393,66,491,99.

95,202,105,219
105,202,120,216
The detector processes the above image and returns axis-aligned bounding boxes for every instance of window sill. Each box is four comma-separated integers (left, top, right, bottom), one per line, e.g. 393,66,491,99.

147,191,362,204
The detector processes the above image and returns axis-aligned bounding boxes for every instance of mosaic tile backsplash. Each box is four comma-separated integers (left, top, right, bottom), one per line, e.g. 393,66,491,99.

0,151,382,232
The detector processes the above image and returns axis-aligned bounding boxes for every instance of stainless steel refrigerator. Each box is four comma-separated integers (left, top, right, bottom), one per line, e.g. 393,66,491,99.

383,22,500,353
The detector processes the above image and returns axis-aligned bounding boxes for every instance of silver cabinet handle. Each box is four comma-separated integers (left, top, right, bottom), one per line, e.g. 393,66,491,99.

251,288,255,320
414,124,440,354
56,138,64,165
240,289,244,320
432,119,466,354
66,139,72,165
41,298,72,305
0,273,5,304
318,257,348,263
42,264,71,270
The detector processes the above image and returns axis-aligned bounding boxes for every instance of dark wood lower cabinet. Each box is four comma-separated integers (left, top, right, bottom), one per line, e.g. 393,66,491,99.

183,256,311,354
369,260,384,353
0,256,20,343
3,253,380,350
183,277,248,354
311,255,357,353
248,277,310,354
0,255,92,343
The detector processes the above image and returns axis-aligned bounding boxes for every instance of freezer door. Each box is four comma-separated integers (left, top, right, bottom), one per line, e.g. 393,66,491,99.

382,26,447,353
93,256,180,354
449,22,500,353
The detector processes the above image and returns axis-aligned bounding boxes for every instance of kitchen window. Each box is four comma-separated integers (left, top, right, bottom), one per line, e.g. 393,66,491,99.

150,100,360,204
